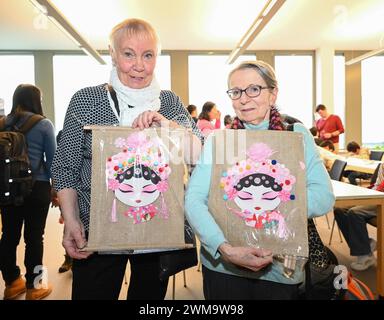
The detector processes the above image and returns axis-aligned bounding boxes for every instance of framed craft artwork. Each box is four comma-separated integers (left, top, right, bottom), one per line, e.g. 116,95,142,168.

85,126,188,251
208,129,308,257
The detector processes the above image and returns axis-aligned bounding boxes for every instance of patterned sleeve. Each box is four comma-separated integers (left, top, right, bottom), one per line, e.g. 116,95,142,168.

51,89,88,191
159,90,203,142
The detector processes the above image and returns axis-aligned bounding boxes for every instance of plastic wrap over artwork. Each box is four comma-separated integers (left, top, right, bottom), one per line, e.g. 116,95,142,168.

85,126,190,252
208,130,309,277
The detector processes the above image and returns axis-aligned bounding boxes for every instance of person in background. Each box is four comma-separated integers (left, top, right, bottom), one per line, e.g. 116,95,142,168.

197,101,221,138
334,162,384,271
0,84,56,300
346,141,369,159
343,141,371,185
187,104,198,123
315,104,344,152
319,140,335,153
223,114,233,128
185,60,334,300
309,126,323,146
317,140,341,171
51,18,201,300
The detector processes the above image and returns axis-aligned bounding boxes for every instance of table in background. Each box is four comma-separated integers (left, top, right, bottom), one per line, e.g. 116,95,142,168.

345,158,382,175
332,180,384,298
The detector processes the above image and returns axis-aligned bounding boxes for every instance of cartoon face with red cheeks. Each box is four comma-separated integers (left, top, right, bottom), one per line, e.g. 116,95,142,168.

114,165,161,207
220,143,296,237
234,173,282,216
106,132,172,223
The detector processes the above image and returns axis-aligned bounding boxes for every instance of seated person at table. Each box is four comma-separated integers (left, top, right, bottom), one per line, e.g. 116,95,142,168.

320,140,335,152
346,141,369,159
334,163,384,271
343,141,371,185
309,126,323,146
318,140,341,171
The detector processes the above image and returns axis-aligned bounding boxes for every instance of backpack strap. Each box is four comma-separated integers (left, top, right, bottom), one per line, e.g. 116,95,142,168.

107,85,120,116
18,114,45,134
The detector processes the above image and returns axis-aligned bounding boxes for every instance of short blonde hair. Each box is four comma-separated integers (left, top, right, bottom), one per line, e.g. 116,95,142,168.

109,18,161,54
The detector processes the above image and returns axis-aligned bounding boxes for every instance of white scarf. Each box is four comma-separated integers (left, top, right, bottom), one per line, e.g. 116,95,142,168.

109,67,161,126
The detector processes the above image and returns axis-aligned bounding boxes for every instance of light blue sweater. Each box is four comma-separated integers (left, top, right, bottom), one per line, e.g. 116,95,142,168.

185,121,335,285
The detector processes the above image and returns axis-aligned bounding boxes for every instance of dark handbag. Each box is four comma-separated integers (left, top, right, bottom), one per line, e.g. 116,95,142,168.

299,219,345,300
159,220,198,281
159,247,198,281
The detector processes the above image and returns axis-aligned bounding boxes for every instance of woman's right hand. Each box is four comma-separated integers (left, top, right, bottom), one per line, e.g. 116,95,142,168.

218,242,273,272
63,219,93,259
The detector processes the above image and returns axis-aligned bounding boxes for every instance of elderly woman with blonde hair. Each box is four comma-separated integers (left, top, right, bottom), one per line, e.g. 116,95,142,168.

51,18,201,300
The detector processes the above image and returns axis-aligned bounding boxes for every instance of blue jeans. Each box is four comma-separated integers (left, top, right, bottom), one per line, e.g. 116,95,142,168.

334,205,376,256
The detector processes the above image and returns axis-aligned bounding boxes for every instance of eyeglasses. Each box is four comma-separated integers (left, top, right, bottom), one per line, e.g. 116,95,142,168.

226,84,271,100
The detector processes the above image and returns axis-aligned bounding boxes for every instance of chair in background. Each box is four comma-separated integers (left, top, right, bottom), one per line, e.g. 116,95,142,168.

172,271,187,300
328,159,347,245
367,163,382,188
329,159,348,181
369,150,384,161
356,161,381,186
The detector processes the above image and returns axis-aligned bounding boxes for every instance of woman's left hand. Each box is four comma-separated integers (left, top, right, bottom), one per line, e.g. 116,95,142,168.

132,110,178,129
219,242,273,272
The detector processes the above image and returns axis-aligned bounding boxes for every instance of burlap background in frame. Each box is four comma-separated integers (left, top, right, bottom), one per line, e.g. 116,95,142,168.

208,130,308,257
86,126,187,251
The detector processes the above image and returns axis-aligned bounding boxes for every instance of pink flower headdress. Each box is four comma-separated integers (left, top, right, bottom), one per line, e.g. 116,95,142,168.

106,131,171,187
220,143,296,202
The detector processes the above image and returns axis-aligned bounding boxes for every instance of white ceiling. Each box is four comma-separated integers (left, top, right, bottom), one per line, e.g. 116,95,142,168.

1,0,384,52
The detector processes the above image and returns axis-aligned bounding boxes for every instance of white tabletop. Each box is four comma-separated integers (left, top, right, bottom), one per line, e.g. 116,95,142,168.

332,179,384,200
345,157,381,174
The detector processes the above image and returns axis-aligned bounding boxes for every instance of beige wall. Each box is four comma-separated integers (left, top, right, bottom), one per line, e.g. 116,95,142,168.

344,51,365,146
34,51,55,123
169,51,189,105
255,51,275,68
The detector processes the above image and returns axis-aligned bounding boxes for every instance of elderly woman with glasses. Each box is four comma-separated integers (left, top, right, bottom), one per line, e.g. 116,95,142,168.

185,60,334,300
